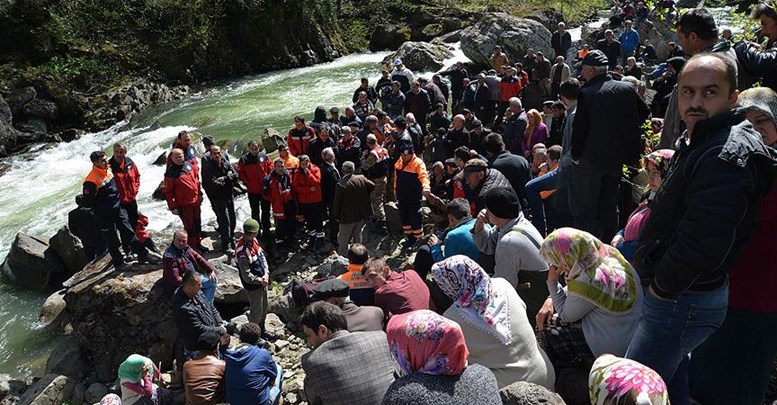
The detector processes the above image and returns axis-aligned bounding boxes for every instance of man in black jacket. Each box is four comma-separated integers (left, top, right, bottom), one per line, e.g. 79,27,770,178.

202,145,239,255
595,30,621,69
551,22,572,59
626,53,777,404
439,62,469,112
173,270,228,357
484,133,531,208
462,158,514,213
570,49,649,241
68,194,105,261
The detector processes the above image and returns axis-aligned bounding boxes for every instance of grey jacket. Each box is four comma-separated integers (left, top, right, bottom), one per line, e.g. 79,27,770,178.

382,364,502,405
303,330,397,405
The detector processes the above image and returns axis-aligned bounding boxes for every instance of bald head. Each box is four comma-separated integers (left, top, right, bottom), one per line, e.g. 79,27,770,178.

677,53,738,136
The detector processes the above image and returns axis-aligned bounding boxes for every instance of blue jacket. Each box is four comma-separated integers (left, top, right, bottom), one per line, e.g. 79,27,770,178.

620,30,640,54
431,218,479,262
225,344,278,405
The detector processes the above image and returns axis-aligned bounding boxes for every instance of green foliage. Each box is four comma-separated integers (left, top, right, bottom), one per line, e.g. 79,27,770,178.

429,0,607,25
727,6,760,44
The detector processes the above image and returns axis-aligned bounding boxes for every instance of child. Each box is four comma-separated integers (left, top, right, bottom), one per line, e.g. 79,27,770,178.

136,213,160,254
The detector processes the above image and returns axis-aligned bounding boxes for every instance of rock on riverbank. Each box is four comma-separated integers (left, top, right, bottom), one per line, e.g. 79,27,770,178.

460,12,553,66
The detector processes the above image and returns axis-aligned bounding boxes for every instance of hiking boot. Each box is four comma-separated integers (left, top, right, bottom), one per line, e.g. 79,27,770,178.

196,244,211,254
224,247,235,257
123,252,137,262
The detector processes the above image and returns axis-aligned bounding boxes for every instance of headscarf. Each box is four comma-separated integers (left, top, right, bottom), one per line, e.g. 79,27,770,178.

386,310,469,377
738,87,777,144
589,354,668,405
99,394,122,405
431,255,512,345
539,228,637,314
118,354,152,382
643,149,675,178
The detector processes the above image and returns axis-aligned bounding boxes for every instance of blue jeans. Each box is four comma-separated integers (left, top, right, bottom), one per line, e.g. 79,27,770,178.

525,167,561,236
269,364,284,405
201,274,217,303
626,280,729,405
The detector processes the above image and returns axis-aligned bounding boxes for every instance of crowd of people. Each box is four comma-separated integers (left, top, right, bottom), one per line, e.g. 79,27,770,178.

63,2,777,404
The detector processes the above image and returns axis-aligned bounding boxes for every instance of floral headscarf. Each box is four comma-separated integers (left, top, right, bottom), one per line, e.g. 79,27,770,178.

99,394,122,405
589,354,668,405
386,310,469,377
644,149,675,178
431,255,512,345
539,228,637,314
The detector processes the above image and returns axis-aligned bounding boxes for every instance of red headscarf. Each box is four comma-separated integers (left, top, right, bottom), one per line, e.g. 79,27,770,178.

386,310,469,376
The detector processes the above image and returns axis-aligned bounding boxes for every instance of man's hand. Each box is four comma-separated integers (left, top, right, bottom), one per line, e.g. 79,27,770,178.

535,297,555,331
220,333,230,345
210,270,218,284
473,209,488,233
428,234,440,246
262,274,270,288
611,234,625,247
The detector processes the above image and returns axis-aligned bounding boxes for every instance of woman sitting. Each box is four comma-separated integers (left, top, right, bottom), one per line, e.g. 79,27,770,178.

431,255,555,389
538,228,643,369
589,354,668,405
611,149,675,261
382,309,501,405
118,354,173,405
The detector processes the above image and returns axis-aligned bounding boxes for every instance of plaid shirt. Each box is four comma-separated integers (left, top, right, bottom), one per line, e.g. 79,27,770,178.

302,330,397,405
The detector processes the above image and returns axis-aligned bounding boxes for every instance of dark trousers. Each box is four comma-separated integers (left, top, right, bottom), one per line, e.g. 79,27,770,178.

325,201,339,241
178,204,202,249
494,101,510,129
248,193,272,236
275,202,297,240
119,201,138,252
569,163,621,241
97,208,146,266
451,88,463,113
211,198,236,250
299,202,323,234
398,202,423,240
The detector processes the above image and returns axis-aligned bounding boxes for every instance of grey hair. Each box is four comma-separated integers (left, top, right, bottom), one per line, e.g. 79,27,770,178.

593,65,609,76
509,97,522,108
322,147,335,160
342,161,355,174
366,134,378,144
405,112,416,123
299,154,310,162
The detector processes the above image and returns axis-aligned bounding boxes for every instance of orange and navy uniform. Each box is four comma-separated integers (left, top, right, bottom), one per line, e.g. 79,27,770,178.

288,126,316,157
82,165,120,215
394,154,431,240
394,154,430,204
281,154,300,170
338,263,376,306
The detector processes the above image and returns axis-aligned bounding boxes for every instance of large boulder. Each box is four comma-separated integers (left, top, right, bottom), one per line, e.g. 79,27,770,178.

382,41,454,73
214,263,248,304
63,256,177,382
370,24,412,52
0,374,28,405
38,289,68,332
500,381,566,405
5,87,37,115
460,13,553,67
0,95,20,155
48,226,87,275
22,98,59,121
19,374,72,405
45,338,88,380
1,233,50,290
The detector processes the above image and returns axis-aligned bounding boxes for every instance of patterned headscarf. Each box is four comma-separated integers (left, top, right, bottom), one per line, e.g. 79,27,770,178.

589,354,668,405
386,310,469,377
118,354,152,382
431,255,512,345
99,394,122,405
540,228,637,314
644,149,675,178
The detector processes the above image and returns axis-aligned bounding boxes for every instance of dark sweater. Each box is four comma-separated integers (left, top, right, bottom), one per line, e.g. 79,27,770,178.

382,364,502,405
